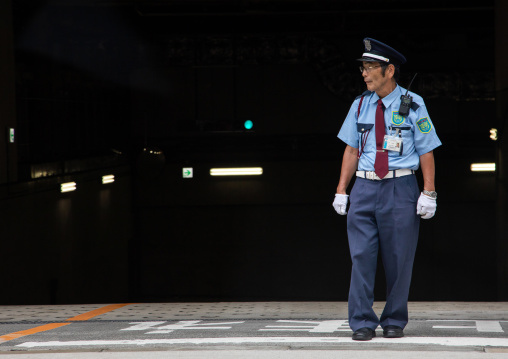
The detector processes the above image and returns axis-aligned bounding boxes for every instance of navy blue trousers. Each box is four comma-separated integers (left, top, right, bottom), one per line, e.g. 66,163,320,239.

347,175,420,331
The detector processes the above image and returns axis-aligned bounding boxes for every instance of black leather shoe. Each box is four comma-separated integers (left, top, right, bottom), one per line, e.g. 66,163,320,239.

352,327,376,341
383,325,404,338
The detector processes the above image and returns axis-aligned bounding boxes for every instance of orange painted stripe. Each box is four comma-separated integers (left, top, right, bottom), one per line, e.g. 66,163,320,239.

0,323,71,343
66,303,134,321
0,303,133,343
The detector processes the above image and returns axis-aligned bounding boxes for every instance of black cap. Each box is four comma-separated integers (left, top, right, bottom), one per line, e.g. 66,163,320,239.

357,38,407,66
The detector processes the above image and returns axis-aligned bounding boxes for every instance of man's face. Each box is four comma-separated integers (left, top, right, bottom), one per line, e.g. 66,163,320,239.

361,61,391,94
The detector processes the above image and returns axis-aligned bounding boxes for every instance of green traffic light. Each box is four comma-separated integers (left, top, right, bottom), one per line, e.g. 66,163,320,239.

244,120,253,130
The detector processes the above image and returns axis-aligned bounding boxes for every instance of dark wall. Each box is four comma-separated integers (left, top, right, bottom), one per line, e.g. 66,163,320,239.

126,27,497,301
132,153,497,302
0,0,17,183
2,0,501,303
0,168,132,305
496,0,508,300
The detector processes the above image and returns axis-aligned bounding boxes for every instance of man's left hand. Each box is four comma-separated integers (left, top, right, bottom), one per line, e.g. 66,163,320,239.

417,193,437,219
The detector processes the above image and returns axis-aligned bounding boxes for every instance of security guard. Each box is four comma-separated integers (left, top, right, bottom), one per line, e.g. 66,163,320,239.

333,38,441,341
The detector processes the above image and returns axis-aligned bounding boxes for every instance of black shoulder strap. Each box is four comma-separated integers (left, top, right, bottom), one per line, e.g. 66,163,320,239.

356,91,372,117
411,102,420,111
357,96,365,117
355,90,373,100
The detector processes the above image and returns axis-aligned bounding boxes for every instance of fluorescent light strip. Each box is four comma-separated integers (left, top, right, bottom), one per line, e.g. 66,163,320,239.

102,175,115,184
471,163,496,172
61,182,76,193
210,167,263,176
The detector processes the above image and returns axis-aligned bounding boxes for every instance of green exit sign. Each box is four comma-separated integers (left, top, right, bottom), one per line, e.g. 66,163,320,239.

182,167,193,178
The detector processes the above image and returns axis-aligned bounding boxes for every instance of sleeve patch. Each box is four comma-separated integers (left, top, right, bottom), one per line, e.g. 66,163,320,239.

417,117,432,133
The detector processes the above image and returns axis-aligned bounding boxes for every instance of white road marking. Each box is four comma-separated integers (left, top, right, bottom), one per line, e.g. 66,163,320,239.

477,321,504,333
428,320,505,333
121,321,245,334
16,337,508,348
260,320,350,333
121,322,166,331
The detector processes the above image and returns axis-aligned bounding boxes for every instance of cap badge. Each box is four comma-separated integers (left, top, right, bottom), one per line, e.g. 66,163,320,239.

364,39,371,51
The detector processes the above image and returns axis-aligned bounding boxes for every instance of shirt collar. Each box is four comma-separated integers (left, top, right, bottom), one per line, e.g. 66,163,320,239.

369,85,402,108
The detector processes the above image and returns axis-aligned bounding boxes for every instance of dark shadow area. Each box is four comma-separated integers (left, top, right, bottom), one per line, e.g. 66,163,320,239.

0,0,500,304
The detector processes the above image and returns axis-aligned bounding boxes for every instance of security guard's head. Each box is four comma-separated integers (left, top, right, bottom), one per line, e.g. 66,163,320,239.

358,38,405,96
357,38,406,67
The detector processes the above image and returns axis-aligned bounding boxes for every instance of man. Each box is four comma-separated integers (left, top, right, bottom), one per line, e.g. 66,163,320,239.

332,38,441,341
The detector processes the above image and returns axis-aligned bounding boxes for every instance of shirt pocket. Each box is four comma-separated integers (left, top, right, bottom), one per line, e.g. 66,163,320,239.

357,123,374,133
387,126,412,156
357,123,374,146
356,123,374,156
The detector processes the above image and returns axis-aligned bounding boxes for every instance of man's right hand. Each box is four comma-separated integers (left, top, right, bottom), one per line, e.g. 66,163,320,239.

333,194,349,215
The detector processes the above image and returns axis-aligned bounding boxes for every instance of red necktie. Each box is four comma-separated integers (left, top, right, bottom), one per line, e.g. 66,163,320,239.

374,99,389,179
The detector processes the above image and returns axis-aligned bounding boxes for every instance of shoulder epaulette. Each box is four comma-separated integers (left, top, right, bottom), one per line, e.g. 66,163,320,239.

410,102,420,111
355,90,373,100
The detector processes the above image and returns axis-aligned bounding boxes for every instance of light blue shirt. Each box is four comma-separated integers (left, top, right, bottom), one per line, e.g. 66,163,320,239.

338,85,442,171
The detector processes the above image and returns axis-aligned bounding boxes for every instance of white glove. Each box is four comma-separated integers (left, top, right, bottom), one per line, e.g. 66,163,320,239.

333,194,349,215
417,193,437,219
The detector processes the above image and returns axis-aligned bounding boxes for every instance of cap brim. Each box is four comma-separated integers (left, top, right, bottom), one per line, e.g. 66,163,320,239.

357,57,379,62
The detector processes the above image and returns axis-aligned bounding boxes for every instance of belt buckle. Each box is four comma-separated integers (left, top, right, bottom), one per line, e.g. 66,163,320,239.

366,171,375,180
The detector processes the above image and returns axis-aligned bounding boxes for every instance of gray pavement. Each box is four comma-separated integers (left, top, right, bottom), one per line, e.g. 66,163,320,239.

3,301,508,321
0,302,508,358
1,351,508,359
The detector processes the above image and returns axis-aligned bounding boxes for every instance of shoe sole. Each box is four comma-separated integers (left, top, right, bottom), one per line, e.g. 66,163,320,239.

352,332,376,341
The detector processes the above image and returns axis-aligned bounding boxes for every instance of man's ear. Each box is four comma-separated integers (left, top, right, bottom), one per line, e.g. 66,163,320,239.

388,64,395,79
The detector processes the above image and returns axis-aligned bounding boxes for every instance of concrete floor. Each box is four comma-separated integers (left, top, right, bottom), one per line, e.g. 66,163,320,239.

1,302,508,358
1,301,507,322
